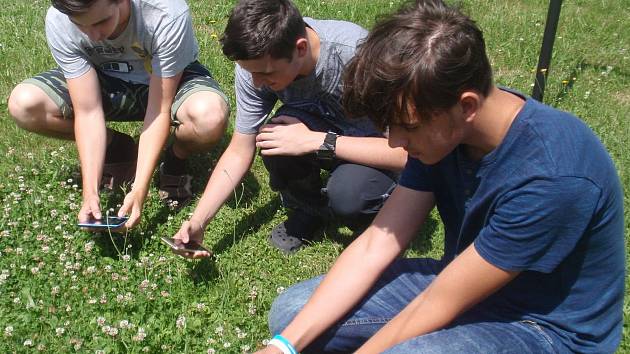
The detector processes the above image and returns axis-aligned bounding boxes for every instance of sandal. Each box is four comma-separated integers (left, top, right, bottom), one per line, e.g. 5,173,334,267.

101,159,137,191
268,210,324,253
158,163,193,209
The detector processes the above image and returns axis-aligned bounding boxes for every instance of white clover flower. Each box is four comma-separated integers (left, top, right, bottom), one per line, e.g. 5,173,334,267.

55,327,65,336
23,339,33,346
249,286,258,299
207,349,216,354
107,327,118,337
119,320,130,329
235,327,247,339
84,242,94,253
176,315,186,330
51,286,60,295
4,325,13,337
122,254,130,262
223,342,231,348
69,338,82,350
248,303,257,315
276,286,286,294
215,325,224,336
133,327,147,342
96,317,106,326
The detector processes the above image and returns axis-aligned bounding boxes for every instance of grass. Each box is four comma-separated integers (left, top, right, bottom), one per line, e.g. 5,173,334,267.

0,0,628,352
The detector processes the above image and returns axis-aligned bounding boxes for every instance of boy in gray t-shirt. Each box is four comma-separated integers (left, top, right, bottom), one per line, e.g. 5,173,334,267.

171,0,407,256
8,0,229,230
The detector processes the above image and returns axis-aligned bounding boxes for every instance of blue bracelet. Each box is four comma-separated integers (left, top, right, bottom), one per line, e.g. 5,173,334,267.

271,334,298,354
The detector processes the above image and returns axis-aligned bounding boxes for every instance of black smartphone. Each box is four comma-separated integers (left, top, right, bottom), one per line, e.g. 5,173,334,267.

77,216,128,229
160,236,211,254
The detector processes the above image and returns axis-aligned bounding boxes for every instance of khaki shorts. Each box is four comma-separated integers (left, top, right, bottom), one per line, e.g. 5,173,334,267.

23,61,228,124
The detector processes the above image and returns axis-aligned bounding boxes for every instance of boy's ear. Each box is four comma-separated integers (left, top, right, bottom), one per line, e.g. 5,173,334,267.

460,91,481,123
295,37,308,57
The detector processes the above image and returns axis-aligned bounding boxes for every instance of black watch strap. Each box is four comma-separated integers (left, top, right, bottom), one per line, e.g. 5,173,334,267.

316,131,338,160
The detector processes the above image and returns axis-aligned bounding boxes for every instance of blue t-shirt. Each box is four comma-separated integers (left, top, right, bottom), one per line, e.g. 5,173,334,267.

399,91,625,353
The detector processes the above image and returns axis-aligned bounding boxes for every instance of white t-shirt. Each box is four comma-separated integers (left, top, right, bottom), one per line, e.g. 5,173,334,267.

45,0,198,85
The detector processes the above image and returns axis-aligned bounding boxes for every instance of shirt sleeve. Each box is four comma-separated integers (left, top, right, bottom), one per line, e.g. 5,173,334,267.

474,176,601,273
45,9,91,79
234,64,277,134
399,157,434,192
150,10,197,77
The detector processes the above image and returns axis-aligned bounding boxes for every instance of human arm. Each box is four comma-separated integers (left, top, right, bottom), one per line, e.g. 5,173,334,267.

256,186,435,352
117,73,181,228
67,68,107,224
256,116,407,171
356,244,518,353
172,132,258,258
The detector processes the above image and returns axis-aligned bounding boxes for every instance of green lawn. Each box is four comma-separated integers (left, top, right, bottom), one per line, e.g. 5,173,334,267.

0,0,628,352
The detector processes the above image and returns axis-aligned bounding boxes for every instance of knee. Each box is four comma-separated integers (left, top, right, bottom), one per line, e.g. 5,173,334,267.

326,168,365,218
180,93,229,141
326,165,395,218
327,184,364,218
268,278,321,335
7,85,46,131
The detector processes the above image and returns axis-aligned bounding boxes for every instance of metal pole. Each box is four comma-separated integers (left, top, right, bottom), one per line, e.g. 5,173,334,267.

532,0,563,102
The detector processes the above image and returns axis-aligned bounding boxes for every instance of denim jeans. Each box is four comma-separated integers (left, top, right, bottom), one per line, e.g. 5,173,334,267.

269,258,558,353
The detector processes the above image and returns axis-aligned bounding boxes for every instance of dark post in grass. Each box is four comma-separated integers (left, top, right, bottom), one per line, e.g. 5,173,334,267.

532,0,563,102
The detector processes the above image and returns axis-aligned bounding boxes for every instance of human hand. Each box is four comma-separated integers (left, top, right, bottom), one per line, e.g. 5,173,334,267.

117,189,146,230
172,219,211,259
253,345,283,354
78,194,103,231
256,116,324,156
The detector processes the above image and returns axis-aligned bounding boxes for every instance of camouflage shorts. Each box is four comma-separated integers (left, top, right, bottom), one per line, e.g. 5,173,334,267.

23,61,228,124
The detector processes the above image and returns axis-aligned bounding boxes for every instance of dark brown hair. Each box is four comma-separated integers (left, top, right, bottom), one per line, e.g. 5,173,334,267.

343,0,493,130
51,0,119,16
220,0,307,61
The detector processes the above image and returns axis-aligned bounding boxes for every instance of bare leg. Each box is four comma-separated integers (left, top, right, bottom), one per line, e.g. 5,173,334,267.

7,83,75,140
172,90,229,159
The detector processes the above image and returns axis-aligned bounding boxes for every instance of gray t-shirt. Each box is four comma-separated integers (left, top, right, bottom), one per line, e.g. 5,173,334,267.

45,0,198,84
234,18,380,137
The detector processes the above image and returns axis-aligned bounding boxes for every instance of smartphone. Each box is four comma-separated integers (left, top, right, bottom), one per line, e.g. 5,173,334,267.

160,236,211,254
77,216,128,229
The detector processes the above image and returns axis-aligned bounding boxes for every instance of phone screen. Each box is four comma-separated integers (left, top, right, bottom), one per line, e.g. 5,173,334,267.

78,216,128,228
160,236,210,254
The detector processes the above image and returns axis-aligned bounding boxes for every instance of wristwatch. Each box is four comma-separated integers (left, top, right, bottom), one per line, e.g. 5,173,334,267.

316,131,338,160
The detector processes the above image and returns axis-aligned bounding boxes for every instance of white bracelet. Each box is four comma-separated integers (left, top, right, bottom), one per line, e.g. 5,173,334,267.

268,337,296,354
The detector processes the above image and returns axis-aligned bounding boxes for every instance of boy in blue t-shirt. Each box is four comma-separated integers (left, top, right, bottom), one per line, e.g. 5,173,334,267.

258,1,625,354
